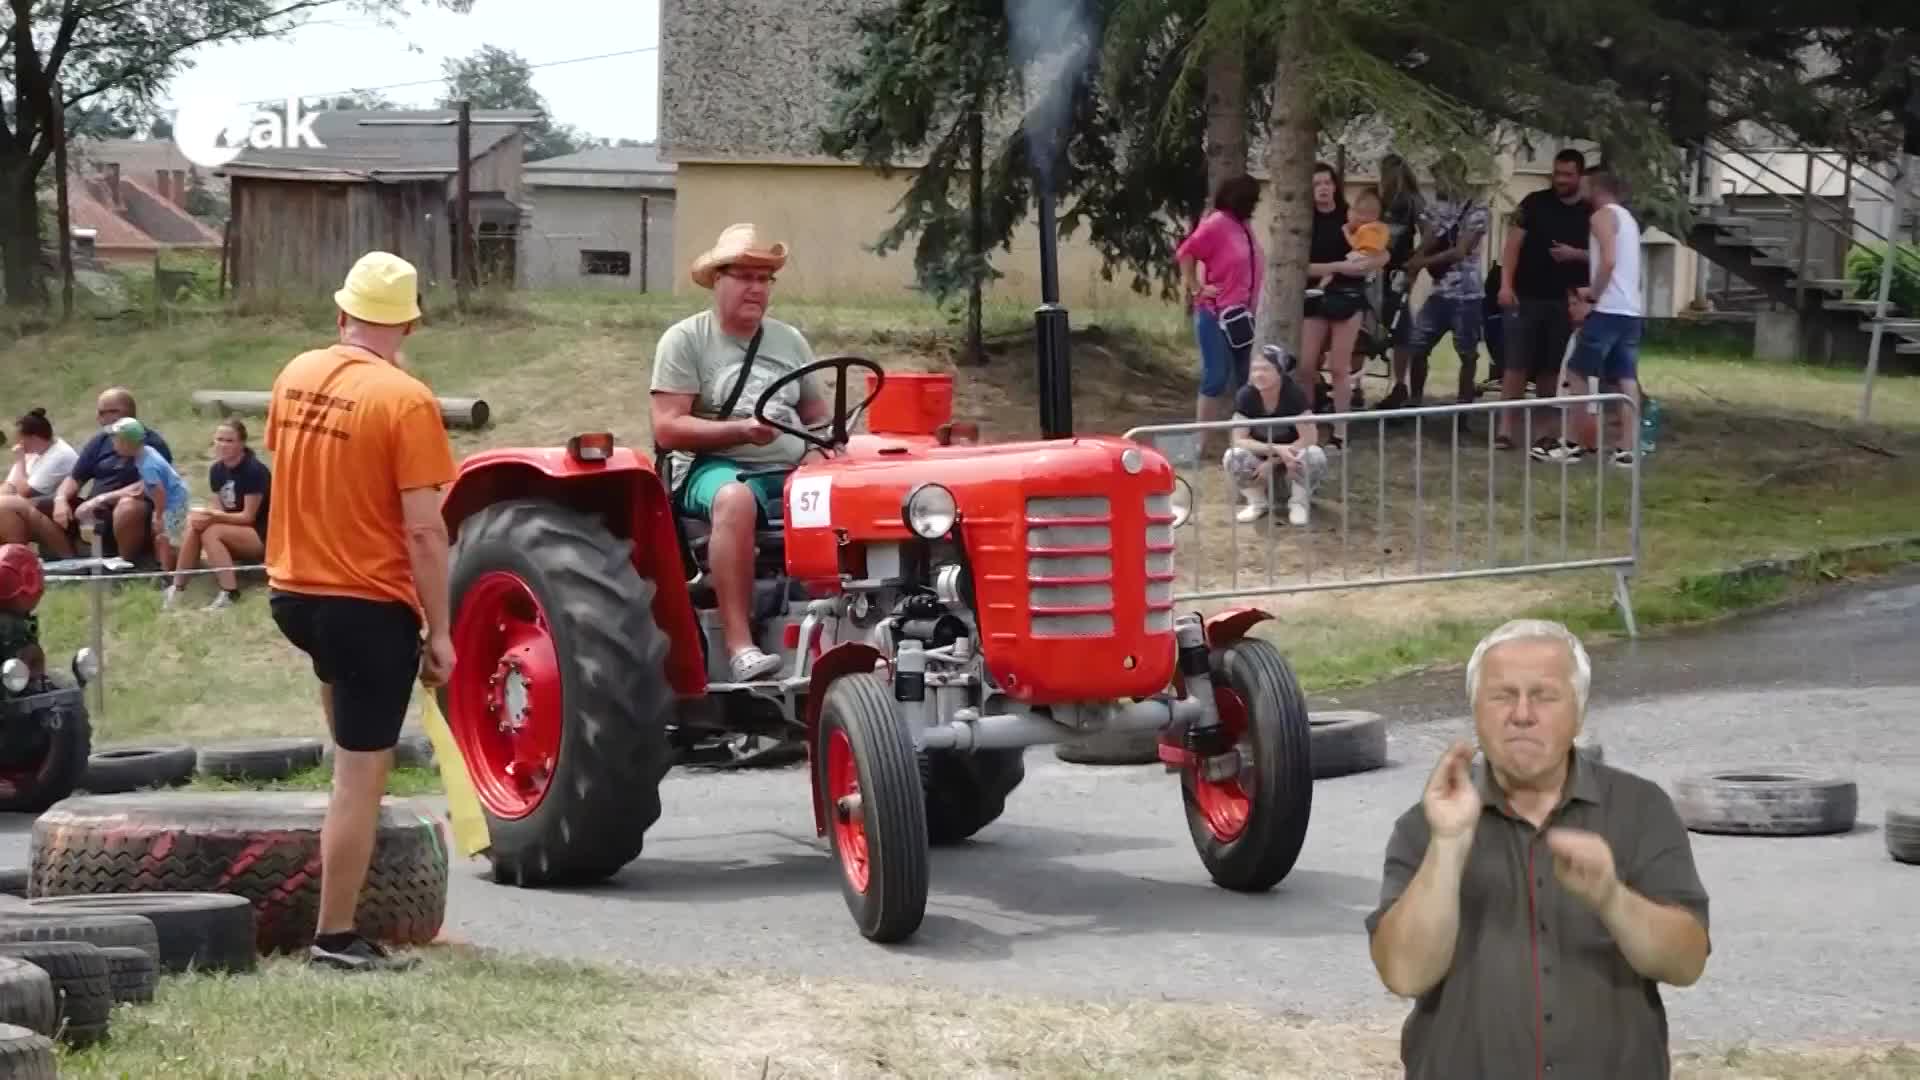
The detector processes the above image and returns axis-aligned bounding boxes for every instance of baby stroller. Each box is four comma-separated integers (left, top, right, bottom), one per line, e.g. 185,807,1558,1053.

1313,268,1409,414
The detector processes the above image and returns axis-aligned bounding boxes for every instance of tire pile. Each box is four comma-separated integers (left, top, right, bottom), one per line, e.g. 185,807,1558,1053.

0,890,255,1067
77,732,435,794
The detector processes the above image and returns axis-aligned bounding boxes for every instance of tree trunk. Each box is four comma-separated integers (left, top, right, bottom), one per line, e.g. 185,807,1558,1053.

1257,11,1317,358
1,159,46,308
1203,40,1248,196
966,109,986,366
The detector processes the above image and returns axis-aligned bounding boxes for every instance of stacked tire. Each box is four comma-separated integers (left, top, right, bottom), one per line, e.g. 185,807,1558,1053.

79,731,436,795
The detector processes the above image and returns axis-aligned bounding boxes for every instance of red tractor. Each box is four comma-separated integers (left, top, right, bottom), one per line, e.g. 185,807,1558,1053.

437,359,1314,942
0,544,98,813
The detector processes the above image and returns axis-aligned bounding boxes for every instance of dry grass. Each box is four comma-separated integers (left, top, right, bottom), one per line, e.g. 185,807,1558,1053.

55,947,1919,1079
5,294,1919,743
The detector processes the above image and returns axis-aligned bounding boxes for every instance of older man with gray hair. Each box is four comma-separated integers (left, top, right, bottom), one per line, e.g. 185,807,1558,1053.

1365,618,1711,1079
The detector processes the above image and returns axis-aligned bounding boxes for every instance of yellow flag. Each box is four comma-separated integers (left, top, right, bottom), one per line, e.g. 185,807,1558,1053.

419,693,492,858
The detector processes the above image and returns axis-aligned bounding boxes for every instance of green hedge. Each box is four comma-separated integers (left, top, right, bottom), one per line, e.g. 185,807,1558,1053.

1846,242,1920,316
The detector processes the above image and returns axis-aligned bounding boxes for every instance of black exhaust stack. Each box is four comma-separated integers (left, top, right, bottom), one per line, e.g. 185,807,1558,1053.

1034,149,1073,439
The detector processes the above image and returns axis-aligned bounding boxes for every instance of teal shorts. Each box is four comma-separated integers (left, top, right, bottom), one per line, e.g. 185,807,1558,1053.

675,457,789,525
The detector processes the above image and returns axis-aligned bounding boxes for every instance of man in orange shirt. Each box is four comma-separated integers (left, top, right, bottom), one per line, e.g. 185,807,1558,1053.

265,251,458,973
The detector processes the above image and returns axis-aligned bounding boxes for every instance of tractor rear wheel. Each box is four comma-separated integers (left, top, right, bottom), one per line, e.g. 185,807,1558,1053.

818,673,927,943
923,749,1026,845
444,499,674,887
1181,639,1313,892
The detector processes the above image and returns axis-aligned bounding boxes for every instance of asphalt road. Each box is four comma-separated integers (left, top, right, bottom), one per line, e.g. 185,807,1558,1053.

5,568,1917,1045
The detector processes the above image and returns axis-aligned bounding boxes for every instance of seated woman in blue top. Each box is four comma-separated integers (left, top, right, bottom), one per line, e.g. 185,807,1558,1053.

165,419,271,612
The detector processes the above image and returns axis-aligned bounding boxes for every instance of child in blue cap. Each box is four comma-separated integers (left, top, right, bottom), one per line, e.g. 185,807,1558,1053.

107,417,191,574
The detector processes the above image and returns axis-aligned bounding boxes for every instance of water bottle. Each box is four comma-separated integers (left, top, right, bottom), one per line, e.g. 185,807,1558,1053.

1638,396,1662,457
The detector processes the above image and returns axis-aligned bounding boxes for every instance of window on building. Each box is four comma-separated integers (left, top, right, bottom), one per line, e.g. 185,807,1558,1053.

581,250,632,276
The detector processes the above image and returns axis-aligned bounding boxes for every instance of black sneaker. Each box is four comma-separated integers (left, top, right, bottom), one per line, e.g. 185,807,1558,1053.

1379,384,1410,410
308,934,421,973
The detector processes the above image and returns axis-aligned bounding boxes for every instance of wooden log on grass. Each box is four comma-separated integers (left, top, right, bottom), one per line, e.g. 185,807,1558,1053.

191,389,492,430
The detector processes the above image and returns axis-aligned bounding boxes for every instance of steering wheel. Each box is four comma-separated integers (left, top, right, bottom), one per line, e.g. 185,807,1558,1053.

750,355,886,454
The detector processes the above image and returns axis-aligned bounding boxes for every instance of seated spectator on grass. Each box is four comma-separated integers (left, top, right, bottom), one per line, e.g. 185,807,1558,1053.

3,409,77,500
1222,345,1329,528
165,419,271,611
49,388,174,564
0,409,80,554
104,417,190,574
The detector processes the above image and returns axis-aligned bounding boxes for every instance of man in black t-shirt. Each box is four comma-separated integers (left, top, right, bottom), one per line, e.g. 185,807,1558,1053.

1222,346,1330,528
48,387,173,561
1496,149,1591,450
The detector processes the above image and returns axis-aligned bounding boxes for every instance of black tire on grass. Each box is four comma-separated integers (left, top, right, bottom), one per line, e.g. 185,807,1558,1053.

98,946,157,1005
321,729,435,770
1182,640,1314,893
818,673,928,943
25,893,256,975
81,743,197,794
0,958,54,1037
0,942,111,1048
29,794,445,955
0,1022,55,1080
195,738,325,782
1306,710,1387,778
923,749,1026,845
1671,768,1857,837
442,499,675,888
0,911,159,965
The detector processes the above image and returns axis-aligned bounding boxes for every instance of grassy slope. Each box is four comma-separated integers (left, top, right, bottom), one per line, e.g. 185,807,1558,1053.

54,948,1920,1079
5,288,1918,746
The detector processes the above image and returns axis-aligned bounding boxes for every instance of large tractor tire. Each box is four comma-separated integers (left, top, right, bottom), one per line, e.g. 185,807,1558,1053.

818,673,928,943
1181,639,1314,893
923,749,1026,845
443,499,675,888
0,697,91,815
29,793,446,954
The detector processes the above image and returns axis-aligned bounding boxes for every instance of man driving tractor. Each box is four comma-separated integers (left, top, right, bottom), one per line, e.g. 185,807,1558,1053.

648,224,831,682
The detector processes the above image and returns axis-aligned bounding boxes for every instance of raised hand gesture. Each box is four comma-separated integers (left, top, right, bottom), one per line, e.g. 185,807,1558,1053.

1423,740,1483,839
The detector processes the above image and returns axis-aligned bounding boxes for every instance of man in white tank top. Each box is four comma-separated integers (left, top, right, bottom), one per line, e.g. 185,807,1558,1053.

1539,167,1642,467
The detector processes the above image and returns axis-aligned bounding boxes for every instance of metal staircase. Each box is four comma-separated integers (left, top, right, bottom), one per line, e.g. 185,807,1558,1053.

1685,142,1920,360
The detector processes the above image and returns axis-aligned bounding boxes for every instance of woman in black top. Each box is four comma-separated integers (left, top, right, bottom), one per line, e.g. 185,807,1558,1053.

1299,162,1389,444
164,419,272,611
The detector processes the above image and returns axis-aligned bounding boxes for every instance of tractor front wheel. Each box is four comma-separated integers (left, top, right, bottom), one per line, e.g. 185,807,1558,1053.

817,672,928,943
1181,638,1313,892
444,498,675,887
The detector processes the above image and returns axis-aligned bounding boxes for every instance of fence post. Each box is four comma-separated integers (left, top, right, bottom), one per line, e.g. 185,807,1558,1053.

1860,153,1912,424
84,518,106,718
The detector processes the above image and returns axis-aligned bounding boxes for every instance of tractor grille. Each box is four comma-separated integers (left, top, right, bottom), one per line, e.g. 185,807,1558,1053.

1026,493,1174,639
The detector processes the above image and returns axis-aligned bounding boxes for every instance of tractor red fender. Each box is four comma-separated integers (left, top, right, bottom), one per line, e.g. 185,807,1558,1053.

440,446,708,695
802,641,885,836
1205,608,1274,650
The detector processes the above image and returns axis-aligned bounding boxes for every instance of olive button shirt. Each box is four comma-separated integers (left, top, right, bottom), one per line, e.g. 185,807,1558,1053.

1364,751,1712,1080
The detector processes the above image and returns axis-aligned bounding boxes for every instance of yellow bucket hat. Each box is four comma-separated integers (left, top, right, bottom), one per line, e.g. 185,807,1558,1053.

335,251,423,325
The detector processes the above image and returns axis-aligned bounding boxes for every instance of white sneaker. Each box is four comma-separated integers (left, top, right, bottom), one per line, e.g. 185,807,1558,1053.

1287,501,1310,527
729,647,782,682
1235,499,1270,524
204,591,236,611
161,585,181,611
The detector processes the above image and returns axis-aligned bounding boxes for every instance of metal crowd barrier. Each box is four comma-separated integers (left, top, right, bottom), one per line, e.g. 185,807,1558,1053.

1127,393,1643,635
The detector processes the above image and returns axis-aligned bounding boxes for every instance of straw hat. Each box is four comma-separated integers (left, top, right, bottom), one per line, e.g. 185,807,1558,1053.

690,223,789,289
334,251,423,326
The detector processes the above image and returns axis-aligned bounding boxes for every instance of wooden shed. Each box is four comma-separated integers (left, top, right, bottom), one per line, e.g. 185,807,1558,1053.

218,109,539,298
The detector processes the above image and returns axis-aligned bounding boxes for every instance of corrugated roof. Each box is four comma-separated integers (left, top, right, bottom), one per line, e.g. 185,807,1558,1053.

526,144,675,174
222,109,541,177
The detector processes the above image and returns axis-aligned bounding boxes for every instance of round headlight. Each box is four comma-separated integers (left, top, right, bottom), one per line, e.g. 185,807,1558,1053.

902,483,958,539
1120,447,1144,475
1,658,27,694
73,647,100,683
1169,476,1195,529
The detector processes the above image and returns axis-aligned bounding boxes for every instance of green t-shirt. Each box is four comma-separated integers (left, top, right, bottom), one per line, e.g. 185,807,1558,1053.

648,310,823,489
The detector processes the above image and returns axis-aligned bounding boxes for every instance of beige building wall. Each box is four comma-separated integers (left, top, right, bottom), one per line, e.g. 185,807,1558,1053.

674,158,1700,318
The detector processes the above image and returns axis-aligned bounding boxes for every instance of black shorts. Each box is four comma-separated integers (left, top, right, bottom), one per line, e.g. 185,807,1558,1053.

1507,298,1574,388
269,590,422,752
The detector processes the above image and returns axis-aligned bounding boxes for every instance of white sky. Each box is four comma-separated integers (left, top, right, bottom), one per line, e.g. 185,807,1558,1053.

159,0,660,143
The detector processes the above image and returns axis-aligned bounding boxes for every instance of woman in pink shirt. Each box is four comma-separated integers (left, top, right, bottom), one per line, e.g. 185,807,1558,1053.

1177,175,1264,442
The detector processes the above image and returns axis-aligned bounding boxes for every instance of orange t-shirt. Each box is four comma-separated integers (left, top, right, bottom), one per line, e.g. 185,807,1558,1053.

264,344,458,614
